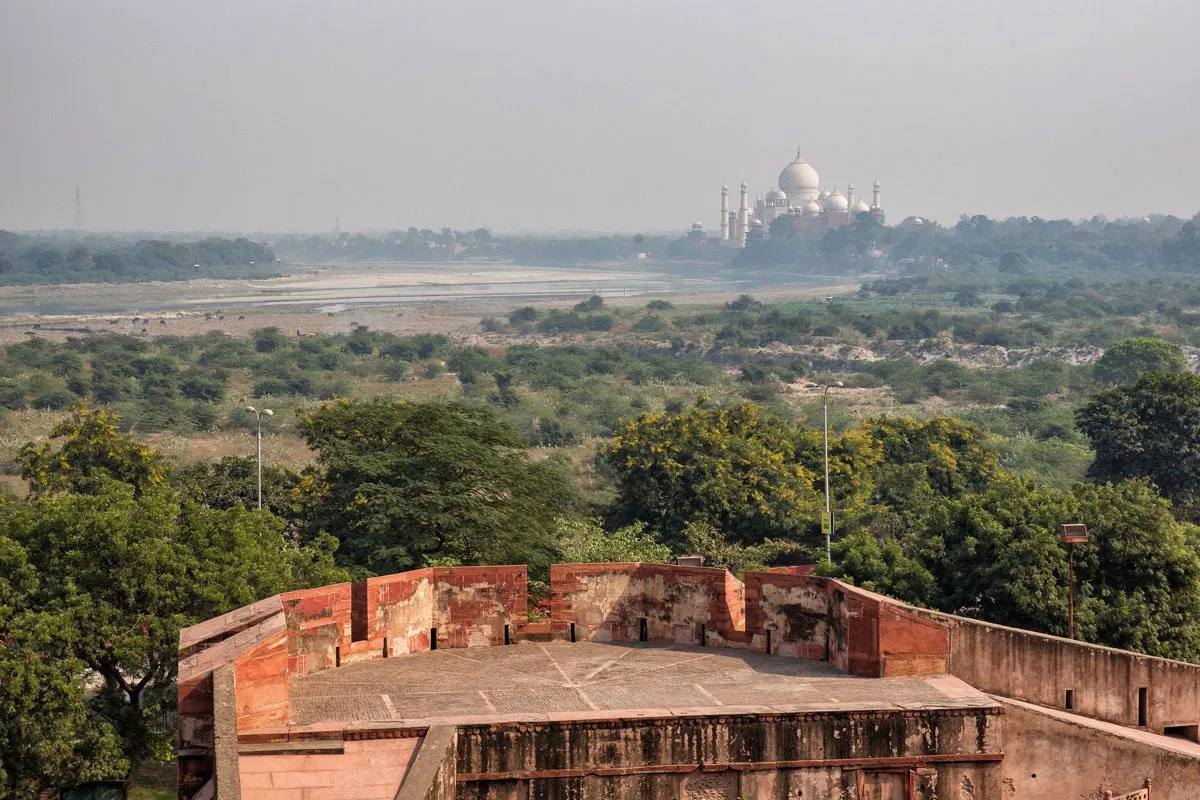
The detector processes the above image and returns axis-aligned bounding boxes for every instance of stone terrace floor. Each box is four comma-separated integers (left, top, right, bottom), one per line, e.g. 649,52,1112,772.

288,641,996,726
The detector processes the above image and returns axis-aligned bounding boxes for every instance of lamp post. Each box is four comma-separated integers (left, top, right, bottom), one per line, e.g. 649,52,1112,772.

821,381,844,564
1060,524,1089,639
245,406,273,509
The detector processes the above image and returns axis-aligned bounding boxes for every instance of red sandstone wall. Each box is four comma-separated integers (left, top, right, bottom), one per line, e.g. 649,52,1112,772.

357,569,435,658
279,583,353,676
824,579,948,677
744,571,830,659
231,627,290,730
550,563,744,645
432,565,527,649
907,605,1200,733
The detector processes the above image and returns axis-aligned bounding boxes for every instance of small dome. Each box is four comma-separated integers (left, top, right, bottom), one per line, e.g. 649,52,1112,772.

802,201,822,217
817,189,831,201
851,200,870,214
751,218,764,227
766,188,787,202
691,221,704,230
823,190,849,212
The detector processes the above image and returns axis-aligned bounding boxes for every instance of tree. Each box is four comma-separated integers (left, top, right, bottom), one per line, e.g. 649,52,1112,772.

18,406,167,496
4,482,343,766
0,537,126,798
556,518,671,564
1071,480,1200,660
1077,372,1200,504
682,521,800,577
7,414,346,773
997,251,1030,274
600,402,823,548
297,399,576,575
174,455,303,524
1092,337,1186,386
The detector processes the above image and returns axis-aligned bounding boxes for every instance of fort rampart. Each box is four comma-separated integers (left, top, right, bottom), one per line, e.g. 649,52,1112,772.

177,562,1200,800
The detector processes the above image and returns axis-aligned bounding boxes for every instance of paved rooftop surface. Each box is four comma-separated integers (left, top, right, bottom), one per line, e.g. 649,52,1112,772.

289,641,996,725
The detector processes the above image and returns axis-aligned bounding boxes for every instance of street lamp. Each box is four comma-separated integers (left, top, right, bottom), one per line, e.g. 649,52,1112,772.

1060,524,1089,639
819,381,844,564
245,406,273,509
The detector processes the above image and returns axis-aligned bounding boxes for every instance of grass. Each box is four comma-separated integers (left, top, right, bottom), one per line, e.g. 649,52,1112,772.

128,762,175,800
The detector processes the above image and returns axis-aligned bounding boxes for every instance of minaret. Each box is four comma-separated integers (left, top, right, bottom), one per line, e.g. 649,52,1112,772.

871,179,881,210
720,184,730,240
847,182,855,215
738,180,750,245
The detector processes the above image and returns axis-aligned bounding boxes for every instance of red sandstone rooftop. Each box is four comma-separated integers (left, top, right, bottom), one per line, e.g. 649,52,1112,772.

288,641,996,726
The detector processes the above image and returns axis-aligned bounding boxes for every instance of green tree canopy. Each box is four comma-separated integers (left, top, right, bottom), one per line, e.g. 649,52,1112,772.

555,518,671,564
600,402,824,549
4,412,345,775
0,537,127,798
18,407,167,496
297,399,576,575
1093,337,1186,386
1077,372,1200,504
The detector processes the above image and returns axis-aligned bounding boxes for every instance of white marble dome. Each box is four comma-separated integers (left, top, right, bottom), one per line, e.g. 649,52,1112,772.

766,188,788,203
778,153,820,204
823,190,849,212
802,201,822,217
851,200,870,214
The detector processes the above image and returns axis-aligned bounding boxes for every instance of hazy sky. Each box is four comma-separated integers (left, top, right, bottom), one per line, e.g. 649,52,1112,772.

2,1,1198,233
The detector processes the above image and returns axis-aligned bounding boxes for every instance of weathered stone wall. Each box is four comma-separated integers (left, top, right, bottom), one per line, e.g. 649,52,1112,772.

999,697,1200,799
432,566,527,649
230,624,290,731
550,563,744,645
745,571,831,658
906,607,1200,734
357,569,435,658
280,583,353,676
177,604,287,799
397,727,459,800
742,573,949,675
455,709,1004,800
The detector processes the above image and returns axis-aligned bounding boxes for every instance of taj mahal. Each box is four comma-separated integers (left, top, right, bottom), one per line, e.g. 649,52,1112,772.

688,148,884,247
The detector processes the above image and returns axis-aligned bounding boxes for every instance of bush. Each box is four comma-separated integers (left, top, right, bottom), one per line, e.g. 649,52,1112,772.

252,377,291,398
253,327,288,354
645,299,674,311
32,389,78,410
573,294,605,312
509,306,539,324
633,315,665,333
725,294,762,311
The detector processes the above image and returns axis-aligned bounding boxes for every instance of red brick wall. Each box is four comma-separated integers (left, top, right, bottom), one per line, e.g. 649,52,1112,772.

280,583,353,676
431,566,527,649
550,563,743,645
744,571,830,659
232,627,290,730
359,569,435,657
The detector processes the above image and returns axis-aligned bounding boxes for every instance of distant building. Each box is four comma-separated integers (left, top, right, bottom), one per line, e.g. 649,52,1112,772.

690,148,885,247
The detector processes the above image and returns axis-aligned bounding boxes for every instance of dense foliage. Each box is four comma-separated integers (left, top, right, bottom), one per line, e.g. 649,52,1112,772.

1077,372,1200,506
0,231,276,285
296,399,577,576
730,212,1200,274
0,410,345,794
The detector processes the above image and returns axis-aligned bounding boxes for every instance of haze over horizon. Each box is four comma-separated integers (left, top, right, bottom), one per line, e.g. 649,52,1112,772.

2,1,1198,234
